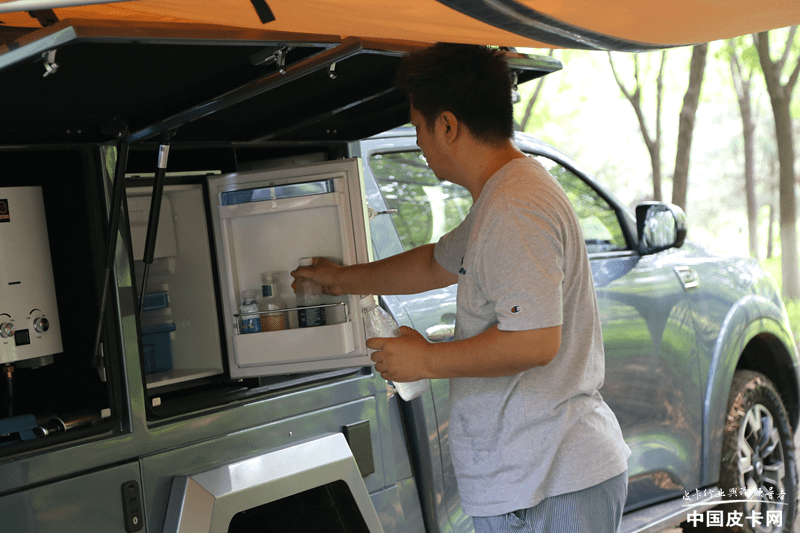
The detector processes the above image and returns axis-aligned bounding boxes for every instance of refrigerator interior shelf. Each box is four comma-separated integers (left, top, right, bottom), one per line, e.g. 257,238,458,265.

233,301,348,318
233,321,356,368
146,369,221,390
217,188,340,220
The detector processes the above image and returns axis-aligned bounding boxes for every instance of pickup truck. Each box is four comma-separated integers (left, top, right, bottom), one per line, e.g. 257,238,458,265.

0,20,797,533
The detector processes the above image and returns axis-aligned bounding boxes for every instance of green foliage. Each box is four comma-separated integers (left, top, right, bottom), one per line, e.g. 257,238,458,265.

762,256,800,342
741,45,760,71
717,35,760,71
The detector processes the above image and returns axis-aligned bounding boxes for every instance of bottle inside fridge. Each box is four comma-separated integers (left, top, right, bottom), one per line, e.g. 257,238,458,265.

208,159,372,378
259,271,287,332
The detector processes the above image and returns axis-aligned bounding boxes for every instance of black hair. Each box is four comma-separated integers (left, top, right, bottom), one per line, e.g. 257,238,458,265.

395,43,514,144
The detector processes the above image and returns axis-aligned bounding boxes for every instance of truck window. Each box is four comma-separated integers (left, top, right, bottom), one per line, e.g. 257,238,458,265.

533,156,628,254
369,151,472,251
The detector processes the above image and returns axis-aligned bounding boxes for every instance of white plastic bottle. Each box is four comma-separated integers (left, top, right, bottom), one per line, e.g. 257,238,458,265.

239,289,261,334
296,257,326,328
259,271,286,331
363,298,429,401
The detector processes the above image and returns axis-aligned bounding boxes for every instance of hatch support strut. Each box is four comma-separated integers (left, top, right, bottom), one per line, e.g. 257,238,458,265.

137,130,174,323
128,37,364,142
92,133,129,370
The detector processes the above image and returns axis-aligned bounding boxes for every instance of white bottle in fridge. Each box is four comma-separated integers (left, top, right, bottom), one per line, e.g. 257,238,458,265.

295,257,326,328
362,298,429,401
239,290,261,334
259,271,286,331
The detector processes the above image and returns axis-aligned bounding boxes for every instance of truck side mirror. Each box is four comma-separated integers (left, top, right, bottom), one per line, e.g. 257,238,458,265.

635,202,687,255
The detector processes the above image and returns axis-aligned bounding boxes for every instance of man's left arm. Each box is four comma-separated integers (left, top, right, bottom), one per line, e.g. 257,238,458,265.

368,325,561,381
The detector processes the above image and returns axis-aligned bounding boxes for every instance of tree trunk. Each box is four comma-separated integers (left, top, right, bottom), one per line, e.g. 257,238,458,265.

741,99,758,261
774,98,799,298
518,50,554,132
767,203,775,260
756,29,800,300
608,51,666,202
672,43,708,212
729,42,759,260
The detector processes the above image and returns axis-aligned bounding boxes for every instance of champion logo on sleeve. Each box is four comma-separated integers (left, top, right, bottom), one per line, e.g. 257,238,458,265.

511,306,522,314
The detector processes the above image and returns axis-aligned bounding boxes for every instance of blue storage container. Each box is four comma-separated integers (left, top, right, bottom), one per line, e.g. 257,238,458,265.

141,323,176,374
142,292,169,312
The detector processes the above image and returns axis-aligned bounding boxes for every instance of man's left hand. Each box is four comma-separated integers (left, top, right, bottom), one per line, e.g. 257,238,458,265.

368,326,430,382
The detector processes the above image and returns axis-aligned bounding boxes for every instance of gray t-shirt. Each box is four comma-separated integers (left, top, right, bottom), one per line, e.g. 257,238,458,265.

433,156,630,517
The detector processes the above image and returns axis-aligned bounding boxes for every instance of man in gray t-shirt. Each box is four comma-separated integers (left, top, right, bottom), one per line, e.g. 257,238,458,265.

433,156,630,518
292,43,630,532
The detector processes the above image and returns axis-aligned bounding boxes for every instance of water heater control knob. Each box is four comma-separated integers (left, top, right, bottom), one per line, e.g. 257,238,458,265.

0,322,14,338
33,317,50,333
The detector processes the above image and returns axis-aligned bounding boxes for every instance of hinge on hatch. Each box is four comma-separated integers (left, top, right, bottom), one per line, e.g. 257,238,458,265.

41,49,58,78
250,46,292,74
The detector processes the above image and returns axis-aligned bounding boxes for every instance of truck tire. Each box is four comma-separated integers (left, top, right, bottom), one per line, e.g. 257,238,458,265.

716,370,798,532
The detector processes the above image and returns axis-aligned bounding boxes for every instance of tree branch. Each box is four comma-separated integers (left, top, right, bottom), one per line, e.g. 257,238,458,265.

777,25,797,73
607,52,633,101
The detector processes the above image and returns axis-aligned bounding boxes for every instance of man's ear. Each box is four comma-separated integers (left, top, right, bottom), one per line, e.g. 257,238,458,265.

439,111,459,143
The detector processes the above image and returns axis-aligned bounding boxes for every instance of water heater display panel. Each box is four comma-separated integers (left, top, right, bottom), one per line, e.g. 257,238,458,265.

0,187,63,364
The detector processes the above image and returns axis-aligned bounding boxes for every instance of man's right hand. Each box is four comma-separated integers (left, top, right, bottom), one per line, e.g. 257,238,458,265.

290,257,348,296
289,244,456,298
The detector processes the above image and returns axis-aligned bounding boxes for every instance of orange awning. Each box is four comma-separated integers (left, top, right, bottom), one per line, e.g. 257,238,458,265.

1,0,798,51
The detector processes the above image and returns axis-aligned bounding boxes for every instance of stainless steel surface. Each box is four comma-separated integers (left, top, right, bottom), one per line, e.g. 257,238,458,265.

162,433,385,533
0,461,142,533
144,397,387,532
32,317,49,333
0,322,14,338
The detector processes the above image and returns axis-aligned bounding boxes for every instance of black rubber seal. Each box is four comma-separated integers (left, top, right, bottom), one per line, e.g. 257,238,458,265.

435,0,672,51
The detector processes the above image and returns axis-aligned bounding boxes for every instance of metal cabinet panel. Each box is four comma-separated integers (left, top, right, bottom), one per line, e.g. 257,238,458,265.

0,461,142,533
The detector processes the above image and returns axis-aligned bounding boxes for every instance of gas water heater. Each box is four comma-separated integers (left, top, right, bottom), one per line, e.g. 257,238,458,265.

0,187,62,366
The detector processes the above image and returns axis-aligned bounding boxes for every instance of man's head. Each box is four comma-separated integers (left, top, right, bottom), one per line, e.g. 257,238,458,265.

395,43,515,145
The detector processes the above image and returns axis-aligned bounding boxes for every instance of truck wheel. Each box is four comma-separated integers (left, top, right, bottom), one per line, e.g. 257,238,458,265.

717,370,798,532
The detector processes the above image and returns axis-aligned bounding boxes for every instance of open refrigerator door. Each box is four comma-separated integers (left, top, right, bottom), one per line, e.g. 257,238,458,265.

208,158,373,378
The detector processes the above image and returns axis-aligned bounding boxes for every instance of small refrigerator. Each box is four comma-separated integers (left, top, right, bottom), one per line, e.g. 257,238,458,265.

127,158,374,391
207,158,372,378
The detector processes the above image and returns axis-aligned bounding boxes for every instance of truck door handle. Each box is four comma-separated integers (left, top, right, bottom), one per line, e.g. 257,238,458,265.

367,206,398,220
674,266,699,290
426,323,455,342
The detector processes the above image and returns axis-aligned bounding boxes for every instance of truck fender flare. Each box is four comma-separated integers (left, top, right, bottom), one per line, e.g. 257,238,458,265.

701,294,800,484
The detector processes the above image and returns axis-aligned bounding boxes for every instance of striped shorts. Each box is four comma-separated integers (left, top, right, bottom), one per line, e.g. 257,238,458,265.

471,471,628,533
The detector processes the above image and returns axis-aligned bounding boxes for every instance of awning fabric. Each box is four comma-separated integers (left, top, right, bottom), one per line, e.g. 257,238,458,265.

1,0,798,51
